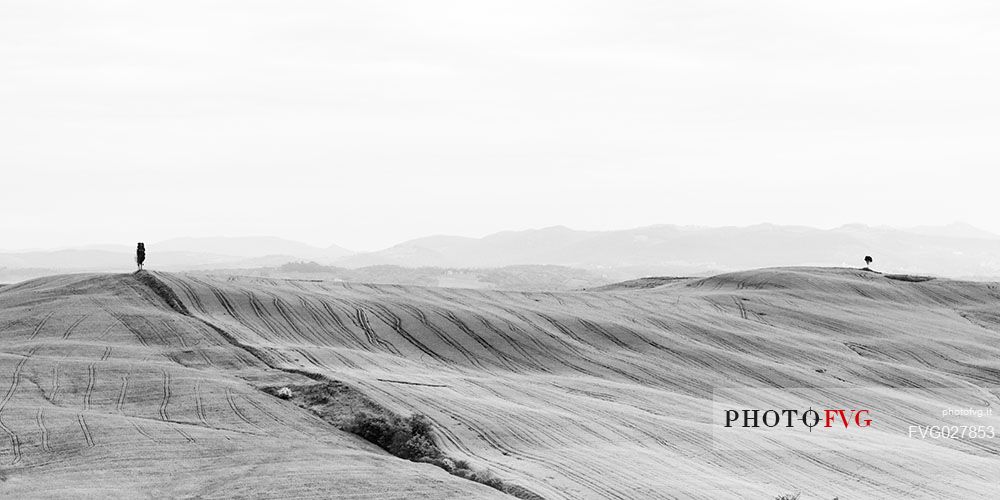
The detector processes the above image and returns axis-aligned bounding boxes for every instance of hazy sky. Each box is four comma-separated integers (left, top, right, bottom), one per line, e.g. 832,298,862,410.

3,1,999,251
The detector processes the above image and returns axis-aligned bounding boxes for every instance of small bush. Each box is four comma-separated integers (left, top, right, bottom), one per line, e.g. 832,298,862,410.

265,383,544,500
342,412,546,497
454,468,504,489
503,484,546,500
408,413,433,435
418,456,451,471
345,412,442,461
400,432,439,460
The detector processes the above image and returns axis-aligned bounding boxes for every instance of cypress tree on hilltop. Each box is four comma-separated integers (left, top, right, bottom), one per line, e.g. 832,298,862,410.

136,242,146,271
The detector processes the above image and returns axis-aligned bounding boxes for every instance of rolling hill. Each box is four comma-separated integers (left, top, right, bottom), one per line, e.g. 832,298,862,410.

0,267,998,498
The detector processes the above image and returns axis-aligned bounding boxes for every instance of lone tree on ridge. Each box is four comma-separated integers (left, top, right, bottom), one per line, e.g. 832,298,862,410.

864,255,873,268
136,242,146,271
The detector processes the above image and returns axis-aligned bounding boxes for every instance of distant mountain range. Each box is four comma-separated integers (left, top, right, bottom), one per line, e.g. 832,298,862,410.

334,223,1000,279
2,224,999,283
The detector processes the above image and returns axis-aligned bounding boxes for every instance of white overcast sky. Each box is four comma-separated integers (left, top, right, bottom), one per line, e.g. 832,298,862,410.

2,1,998,251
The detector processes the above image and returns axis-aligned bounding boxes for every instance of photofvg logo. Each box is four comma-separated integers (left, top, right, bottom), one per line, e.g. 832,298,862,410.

724,407,872,430
711,388,1000,452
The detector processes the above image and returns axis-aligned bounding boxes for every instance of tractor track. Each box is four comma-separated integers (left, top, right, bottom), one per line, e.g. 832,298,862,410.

116,375,129,412
226,388,258,428
0,347,38,462
35,409,50,452
28,312,54,340
78,414,95,447
159,370,171,421
83,363,97,411
62,314,90,340
194,380,208,426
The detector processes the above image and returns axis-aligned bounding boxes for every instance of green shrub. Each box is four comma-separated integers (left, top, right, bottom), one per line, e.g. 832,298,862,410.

399,432,439,460
408,414,433,435
266,383,544,500
345,412,442,461
455,468,504,489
